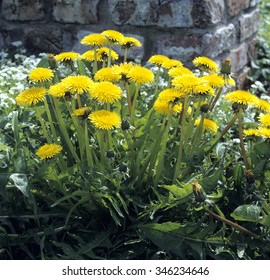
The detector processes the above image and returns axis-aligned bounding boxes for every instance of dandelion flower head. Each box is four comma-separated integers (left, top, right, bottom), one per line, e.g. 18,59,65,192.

61,75,93,95
89,110,121,130
81,33,108,47
89,81,122,104
120,36,141,49
127,65,154,85
73,106,92,117
224,90,258,106
168,67,193,78
48,82,68,98
243,128,260,137
28,67,53,83
193,56,219,73
54,52,79,62
16,87,46,106
148,54,169,66
202,74,225,88
81,50,102,62
194,118,219,133
256,98,270,113
36,143,62,160
96,47,119,61
162,59,183,69
101,30,124,43
94,67,121,82
259,114,270,127
258,127,270,138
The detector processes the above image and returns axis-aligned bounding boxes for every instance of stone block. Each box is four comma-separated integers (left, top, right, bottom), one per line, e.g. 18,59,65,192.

250,0,260,7
236,66,250,89
227,0,250,17
192,0,225,28
153,33,203,62
202,23,237,58
228,43,248,73
239,9,260,41
24,28,63,54
108,0,193,28
2,0,45,21
247,36,258,61
52,0,99,24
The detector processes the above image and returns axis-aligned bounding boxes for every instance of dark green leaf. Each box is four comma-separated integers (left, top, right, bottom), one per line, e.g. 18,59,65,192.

230,205,262,222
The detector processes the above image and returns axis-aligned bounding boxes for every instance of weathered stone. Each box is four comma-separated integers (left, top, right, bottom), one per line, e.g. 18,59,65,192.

239,9,260,41
24,28,63,54
52,0,99,24
202,24,237,58
2,0,45,21
153,33,203,62
109,0,193,27
247,36,258,61
227,0,250,17
250,0,260,7
236,66,250,89
228,43,248,73
192,0,225,28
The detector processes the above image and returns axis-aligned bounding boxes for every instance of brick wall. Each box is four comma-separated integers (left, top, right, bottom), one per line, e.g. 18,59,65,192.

0,0,260,86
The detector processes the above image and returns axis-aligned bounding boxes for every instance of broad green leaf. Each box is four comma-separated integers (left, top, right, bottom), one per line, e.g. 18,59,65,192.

230,205,262,222
253,141,270,157
37,57,50,68
161,184,192,201
260,215,270,227
9,173,30,198
0,143,11,151
233,165,244,186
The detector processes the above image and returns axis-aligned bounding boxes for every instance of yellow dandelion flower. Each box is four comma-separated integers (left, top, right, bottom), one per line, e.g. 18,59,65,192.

61,75,93,95
120,37,141,49
154,99,182,115
94,67,121,82
89,81,122,104
162,59,183,69
127,65,154,85
48,82,68,98
148,54,169,66
202,74,225,88
54,52,79,62
36,143,62,160
194,83,215,96
96,47,119,61
243,128,260,137
224,90,259,106
101,30,124,43
222,75,236,87
258,127,270,138
28,67,53,83
168,67,193,77
81,33,108,47
256,98,270,113
158,88,186,102
193,56,219,73
112,62,134,78
89,110,121,130
81,50,102,62
259,114,270,127
194,118,219,133
16,87,46,106
73,106,92,117
172,74,202,94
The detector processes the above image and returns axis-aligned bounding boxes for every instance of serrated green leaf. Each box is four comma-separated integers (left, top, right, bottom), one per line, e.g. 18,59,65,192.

9,173,30,198
230,205,262,222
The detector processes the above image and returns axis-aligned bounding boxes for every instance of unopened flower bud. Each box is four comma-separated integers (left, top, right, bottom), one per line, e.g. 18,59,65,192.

192,181,208,202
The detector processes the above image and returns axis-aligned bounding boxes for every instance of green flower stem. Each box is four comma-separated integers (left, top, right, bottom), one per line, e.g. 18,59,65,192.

173,96,189,182
77,94,83,108
93,46,98,74
107,130,113,150
123,48,128,63
34,106,52,143
191,113,205,150
44,97,66,169
208,87,223,113
84,121,94,166
107,42,112,67
205,208,258,238
130,85,140,125
204,111,239,156
125,82,132,116
53,97,80,163
154,66,161,96
238,107,252,171
96,129,106,165
64,99,85,161
146,116,167,183
153,112,172,187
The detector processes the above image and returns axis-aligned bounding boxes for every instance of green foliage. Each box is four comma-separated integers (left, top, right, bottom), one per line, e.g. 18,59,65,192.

1,30,270,260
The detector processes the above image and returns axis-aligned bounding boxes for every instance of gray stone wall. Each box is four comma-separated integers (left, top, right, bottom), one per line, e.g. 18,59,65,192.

0,0,260,85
